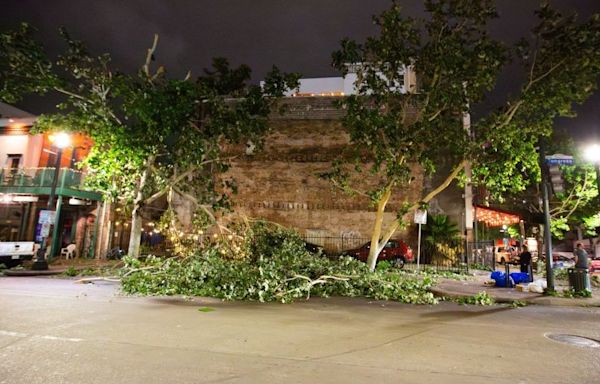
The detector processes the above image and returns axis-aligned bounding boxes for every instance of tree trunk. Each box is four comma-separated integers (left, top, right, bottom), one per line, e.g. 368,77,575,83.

364,161,466,273
127,156,154,258
366,188,392,272
127,206,143,258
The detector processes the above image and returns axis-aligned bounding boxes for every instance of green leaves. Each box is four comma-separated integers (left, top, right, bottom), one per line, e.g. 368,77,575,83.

0,26,299,250
456,291,495,306
120,222,439,305
0,23,58,103
330,0,510,202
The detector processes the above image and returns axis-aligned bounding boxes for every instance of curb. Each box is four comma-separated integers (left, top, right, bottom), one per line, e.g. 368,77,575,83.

4,269,65,276
429,287,534,304
430,286,600,307
3,264,99,277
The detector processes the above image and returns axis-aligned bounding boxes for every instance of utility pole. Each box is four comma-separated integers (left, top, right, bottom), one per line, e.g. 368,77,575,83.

539,139,554,291
463,83,474,244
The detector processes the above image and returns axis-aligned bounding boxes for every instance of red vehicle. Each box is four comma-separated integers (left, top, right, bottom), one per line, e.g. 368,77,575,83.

346,240,413,268
590,257,600,274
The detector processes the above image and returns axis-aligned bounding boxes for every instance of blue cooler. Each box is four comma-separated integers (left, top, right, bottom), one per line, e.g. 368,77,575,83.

510,272,530,284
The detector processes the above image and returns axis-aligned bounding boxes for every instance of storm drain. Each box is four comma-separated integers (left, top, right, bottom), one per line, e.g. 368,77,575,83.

545,333,600,348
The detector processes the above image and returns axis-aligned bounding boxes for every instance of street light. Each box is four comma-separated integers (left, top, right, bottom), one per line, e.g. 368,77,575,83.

31,132,72,270
583,143,600,194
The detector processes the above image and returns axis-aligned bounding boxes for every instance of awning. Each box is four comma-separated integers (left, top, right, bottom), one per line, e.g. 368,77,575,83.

475,205,521,227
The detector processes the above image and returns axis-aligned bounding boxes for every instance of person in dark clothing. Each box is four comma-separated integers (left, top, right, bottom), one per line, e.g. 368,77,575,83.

519,246,532,274
574,243,589,269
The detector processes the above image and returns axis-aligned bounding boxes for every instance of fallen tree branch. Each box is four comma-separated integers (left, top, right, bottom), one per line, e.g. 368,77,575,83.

278,274,354,300
74,277,121,284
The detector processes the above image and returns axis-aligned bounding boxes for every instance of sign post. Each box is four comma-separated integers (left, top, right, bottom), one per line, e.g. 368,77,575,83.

414,209,427,272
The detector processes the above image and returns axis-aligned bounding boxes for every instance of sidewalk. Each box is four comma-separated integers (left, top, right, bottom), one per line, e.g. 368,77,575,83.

2,259,120,277
431,272,600,307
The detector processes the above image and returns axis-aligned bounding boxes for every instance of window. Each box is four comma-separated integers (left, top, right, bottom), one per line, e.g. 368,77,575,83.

6,154,22,170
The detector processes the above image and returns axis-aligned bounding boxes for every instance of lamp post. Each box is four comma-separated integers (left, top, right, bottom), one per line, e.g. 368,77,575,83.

31,132,72,270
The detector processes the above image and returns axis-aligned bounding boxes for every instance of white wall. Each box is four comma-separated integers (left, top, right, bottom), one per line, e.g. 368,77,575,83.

0,134,43,169
0,135,29,168
278,65,416,97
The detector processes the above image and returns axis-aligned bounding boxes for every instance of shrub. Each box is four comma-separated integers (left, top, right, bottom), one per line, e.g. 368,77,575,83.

456,291,495,306
121,222,438,304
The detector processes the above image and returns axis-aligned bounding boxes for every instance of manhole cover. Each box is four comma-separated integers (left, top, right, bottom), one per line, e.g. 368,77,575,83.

545,333,600,348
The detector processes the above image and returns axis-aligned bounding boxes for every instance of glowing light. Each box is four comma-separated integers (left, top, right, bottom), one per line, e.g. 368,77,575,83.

475,206,520,227
49,132,72,149
584,144,600,163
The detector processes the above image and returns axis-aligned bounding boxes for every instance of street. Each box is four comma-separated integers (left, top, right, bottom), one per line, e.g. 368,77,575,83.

0,277,599,384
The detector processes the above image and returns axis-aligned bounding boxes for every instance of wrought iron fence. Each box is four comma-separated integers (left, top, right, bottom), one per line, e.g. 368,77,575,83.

300,235,481,273
302,235,370,255
0,167,86,190
465,240,496,270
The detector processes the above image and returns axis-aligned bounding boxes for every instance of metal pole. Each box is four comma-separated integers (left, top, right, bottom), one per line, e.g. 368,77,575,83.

416,223,422,272
595,163,600,197
540,139,555,291
49,195,63,259
47,148,62,209
31,148,63,270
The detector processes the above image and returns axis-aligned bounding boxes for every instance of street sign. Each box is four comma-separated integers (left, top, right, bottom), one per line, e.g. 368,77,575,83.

414,209,427,225
38,210,56,225
545,153,574,165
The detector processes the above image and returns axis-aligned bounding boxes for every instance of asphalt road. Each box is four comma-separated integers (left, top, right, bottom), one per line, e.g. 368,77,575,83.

0,277,599,384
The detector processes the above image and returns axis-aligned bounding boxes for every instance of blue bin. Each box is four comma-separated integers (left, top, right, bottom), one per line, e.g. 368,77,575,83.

510,272,530,284
490,271,514,287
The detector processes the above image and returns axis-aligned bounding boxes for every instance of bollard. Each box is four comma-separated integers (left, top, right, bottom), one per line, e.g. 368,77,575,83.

528,264,534,282
505,264,510,288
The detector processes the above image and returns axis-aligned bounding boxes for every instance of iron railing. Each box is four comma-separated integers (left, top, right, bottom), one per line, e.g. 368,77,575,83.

301,235,497,273
0,167,88,190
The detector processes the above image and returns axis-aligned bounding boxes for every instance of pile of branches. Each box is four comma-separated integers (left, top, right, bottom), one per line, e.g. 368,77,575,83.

120,222,438,304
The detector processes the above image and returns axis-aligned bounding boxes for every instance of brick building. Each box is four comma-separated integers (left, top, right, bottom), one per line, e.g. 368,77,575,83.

225,97,424,252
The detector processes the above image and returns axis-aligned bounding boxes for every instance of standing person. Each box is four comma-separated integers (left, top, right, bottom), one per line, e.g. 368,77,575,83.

519,246,532,276
573,243,591,291
574,243,589,269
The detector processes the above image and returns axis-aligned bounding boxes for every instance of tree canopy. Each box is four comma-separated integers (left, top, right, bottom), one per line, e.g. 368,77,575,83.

0,24,299,257
329,0,600,270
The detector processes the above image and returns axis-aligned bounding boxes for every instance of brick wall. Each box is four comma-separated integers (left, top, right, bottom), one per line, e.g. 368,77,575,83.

225,106,423,249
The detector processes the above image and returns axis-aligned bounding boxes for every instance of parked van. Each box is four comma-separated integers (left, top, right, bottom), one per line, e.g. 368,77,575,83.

494,246,517,265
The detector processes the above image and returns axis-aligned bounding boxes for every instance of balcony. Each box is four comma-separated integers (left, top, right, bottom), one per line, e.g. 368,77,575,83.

0,168,103,201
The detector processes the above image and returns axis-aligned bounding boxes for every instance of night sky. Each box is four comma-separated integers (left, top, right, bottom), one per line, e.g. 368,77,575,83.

2,0,599,142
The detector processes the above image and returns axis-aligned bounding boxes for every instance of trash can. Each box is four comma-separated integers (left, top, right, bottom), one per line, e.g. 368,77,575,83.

567,268,591,292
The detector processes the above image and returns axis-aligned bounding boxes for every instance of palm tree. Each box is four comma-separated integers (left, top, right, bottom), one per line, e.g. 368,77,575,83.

421,214,461,264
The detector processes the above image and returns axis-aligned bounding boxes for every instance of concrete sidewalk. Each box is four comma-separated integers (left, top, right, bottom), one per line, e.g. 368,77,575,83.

431,274,600,307
2,259,120,277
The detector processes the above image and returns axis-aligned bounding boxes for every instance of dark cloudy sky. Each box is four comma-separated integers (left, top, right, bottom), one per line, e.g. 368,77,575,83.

2,0,599,142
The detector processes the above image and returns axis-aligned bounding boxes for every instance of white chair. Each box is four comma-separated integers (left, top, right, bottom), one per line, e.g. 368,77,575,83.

60,244,77,260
